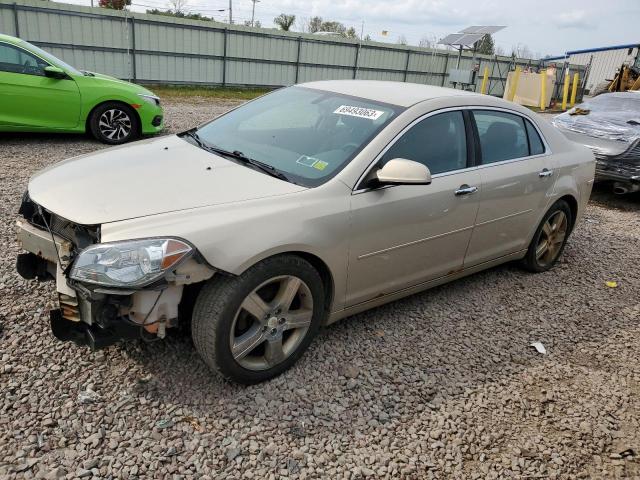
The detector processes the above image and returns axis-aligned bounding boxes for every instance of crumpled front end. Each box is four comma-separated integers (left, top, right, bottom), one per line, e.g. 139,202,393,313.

591,140,640,193
15,193,215,349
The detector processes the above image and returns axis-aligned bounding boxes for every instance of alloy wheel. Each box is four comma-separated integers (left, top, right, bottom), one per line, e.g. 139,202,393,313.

535,210,568,267
98,108,132,141
230,275,313,371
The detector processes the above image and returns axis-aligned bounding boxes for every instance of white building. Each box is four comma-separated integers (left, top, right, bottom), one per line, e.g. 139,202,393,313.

546,43,639,93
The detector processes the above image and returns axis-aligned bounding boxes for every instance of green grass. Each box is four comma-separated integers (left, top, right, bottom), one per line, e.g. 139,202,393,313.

149,85,272,100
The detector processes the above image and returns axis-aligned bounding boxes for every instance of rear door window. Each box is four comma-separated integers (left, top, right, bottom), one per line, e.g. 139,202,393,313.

525,120,545,155
473,110,529,164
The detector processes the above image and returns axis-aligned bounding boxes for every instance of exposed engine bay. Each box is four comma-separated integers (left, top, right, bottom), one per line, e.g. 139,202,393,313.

16,193,215,349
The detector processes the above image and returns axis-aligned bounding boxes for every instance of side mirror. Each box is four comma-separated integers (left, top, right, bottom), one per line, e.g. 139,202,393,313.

44,66,66,79
376,158,432,185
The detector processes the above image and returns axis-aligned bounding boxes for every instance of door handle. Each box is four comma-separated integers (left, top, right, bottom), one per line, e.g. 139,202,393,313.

539,168,553,178
454,184,478,196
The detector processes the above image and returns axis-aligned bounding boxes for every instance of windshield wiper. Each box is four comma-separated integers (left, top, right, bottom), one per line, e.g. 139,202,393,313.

182,130,291,182
182,129,206,149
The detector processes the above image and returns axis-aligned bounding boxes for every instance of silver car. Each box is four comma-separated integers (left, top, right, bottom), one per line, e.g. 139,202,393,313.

552,92,640,194
16,80,595,384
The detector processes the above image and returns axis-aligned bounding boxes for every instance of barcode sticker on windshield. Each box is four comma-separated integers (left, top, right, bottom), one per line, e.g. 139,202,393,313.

333,105,384,120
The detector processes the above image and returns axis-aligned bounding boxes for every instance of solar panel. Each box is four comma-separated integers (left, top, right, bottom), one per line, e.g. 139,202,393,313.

460,25,506,34
439,33,484,47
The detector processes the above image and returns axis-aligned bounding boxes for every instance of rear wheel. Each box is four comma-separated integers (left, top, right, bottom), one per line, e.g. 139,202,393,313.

191,255,324,384
89,102,139,145
521,200,572,272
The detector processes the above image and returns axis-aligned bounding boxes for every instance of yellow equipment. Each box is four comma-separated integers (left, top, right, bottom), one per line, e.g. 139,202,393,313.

593,63,640,95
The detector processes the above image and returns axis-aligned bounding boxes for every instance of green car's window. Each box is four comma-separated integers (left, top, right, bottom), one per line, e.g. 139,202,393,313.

194,86,403,187
22,41,81,76
0,42,48,76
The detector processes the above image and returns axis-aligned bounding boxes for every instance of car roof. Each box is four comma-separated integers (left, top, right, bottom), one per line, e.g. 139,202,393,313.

300,80,484,107
0,33,21,45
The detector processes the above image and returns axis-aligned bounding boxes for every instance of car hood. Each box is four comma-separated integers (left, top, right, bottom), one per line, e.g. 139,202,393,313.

28,135,306,225
82,71,156,96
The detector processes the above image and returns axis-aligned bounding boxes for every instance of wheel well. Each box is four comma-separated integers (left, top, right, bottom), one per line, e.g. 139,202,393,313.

558,194,578,232
287,252,335,314
85,101,142,135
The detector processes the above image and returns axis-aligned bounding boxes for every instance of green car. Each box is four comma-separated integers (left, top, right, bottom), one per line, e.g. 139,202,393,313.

0,34,163,144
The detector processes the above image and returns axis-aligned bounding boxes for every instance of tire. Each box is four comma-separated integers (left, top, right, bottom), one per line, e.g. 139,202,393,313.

521,200,573,273
89,102,140,145
191,255,325,384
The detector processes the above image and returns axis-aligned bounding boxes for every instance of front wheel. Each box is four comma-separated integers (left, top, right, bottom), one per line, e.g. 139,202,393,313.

521,200,573,272
191,255,325,384
89,102,139,145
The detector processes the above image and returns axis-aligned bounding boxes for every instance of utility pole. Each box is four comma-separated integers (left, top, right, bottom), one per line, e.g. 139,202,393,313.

360,20,364,39
250,0,260,27
228,0,232,24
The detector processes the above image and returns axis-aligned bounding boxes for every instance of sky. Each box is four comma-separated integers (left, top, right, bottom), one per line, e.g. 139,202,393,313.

60,0,639,58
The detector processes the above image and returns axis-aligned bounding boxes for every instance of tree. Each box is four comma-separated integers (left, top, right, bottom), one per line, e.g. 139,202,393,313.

473,34,494,55
99,0,130,9
243,19,262,27
363,34,372,42
345,26,357,39
397,35,408,45
512,44,533,59
495,45,505,56
320,21,346,35
303,16,358,38
274,13,295,31
306,16,323,33
168,0,187,14
418,36,433,48
146,8,211,21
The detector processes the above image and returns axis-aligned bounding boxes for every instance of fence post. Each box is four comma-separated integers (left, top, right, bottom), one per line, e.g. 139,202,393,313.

539,69,546,110
294,36,302,84
403,50,410,82
570,72,579,107
130,17,137,81
440,54,449,86
480,66,489,94
12,3,20,37
222,28,228,86
353,42,360,79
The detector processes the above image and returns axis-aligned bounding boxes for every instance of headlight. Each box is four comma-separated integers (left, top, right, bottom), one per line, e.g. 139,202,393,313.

138,93,160,107
69,238,192,287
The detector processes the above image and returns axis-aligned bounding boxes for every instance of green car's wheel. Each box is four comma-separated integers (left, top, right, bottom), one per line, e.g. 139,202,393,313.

89,102,140,145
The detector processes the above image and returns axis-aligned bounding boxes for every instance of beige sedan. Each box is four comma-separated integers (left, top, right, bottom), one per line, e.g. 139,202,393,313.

16,80,595,383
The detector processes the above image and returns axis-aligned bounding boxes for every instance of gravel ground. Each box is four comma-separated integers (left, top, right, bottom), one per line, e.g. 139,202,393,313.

1,97,640,479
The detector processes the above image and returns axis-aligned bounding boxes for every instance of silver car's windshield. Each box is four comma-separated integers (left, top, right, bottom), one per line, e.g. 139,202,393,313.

194,86,403,186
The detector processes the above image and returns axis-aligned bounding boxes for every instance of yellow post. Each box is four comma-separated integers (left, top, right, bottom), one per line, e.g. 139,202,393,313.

539,69,546,111
561,71,570,110
570,72,579,107
507,66,521,102
480,66,489,94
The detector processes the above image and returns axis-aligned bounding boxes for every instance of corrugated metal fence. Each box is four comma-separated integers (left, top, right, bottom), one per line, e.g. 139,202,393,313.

1,0,585,96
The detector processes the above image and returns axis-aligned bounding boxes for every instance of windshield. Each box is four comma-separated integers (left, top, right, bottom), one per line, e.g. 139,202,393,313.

21,40,82,75
194,86,403,186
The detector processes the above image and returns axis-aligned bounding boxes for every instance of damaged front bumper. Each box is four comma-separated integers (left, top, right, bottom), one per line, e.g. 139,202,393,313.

15,215,213,350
